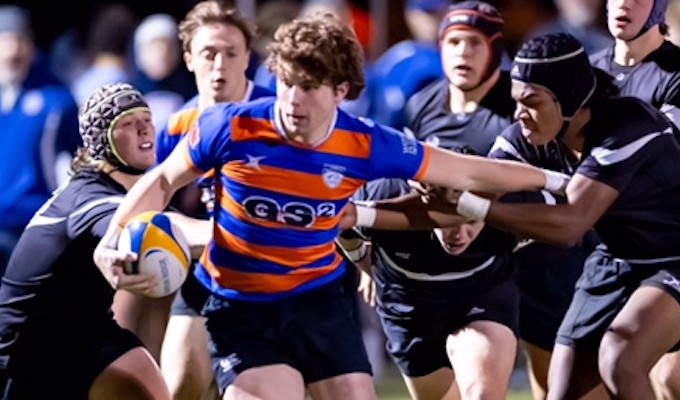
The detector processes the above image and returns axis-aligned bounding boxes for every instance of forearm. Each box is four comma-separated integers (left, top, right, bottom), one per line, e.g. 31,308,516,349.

372,197,466,230
425,148,569,195
101,168,177,247
485,201,584,247
336,237,372,273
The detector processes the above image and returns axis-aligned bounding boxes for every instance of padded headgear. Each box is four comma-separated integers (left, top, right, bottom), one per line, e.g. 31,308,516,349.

79,83,150,172
438,1,504,84
642,0,670,35
511,33,596,120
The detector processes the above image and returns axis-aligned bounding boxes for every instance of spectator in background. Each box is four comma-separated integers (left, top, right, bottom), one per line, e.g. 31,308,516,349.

531,0,613,55
48,28,87,88
0,5,81,275
71,3,138,106
365,0,450,130
132,13,197,134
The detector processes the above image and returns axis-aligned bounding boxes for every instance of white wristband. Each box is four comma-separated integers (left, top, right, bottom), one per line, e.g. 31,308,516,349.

354,203,377,227
457,191,491,221
345,241,368,262
542,170,570,195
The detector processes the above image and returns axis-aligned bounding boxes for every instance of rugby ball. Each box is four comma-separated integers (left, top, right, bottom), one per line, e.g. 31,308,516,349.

118,211,191,298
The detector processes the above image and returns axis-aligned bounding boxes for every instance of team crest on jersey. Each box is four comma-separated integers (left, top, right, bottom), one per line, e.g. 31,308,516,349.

322,164,345,189
188,124,200,149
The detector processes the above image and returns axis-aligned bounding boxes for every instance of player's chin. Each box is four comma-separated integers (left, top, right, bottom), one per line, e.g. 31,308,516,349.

522,130,552,147
130,156,155,171
443,244,467,256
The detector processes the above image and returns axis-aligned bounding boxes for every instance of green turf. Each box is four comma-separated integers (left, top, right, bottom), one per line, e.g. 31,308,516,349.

375,370,533,400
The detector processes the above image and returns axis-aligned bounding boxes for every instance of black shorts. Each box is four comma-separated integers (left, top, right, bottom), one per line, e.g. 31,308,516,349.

203,279,372,393
171,264,212,317
6,318,142,399
375,257,519,377
515,240,591,350
556,248,680,351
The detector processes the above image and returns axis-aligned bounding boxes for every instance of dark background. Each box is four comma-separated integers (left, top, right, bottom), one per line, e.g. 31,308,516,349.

10,0,216,52
9,0,559,59
8,0,378,53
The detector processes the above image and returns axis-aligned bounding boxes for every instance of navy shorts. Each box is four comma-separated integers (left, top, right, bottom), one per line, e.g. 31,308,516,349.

515,240,591,350
557,248,680,351
203,279,372,393
6,319,142,399
171,264,212,317
375,257,519,377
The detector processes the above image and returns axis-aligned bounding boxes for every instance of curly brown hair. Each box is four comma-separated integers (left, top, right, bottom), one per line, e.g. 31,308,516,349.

178,0,255,53
265,12,365,100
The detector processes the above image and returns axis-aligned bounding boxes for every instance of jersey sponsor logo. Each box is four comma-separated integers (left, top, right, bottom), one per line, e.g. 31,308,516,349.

243,195,336,227
322,164,345,189
188,124,200,149
447,14,471,24
510,65,520,79
219,354,242,373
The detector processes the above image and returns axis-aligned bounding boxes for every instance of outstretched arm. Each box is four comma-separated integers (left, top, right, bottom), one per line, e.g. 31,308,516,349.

421,146,569,196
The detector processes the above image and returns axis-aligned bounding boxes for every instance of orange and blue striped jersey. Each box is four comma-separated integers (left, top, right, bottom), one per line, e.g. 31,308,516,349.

183,97,432,301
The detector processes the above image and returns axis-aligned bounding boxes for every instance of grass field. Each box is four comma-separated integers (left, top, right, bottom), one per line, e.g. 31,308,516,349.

375,367,533,400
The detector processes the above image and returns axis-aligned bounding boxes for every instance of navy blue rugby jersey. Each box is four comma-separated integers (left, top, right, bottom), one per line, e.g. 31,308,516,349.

403,71,515,155
352,178,516,288
590,41,680,123
578,97,680,260
0,171,125,368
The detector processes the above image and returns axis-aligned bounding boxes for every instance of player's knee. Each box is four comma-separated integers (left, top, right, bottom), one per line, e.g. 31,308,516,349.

459,380,507,400
599,330,646,392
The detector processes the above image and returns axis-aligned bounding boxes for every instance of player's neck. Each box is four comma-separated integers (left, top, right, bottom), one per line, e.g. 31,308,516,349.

198,78,248,112
447,69,499,114
279,109,336,147
222,77,248,104
613,27,664,66
562,108,591,156
109,170,143,191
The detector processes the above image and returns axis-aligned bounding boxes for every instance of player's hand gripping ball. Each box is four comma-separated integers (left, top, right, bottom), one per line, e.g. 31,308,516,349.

118,211,190,297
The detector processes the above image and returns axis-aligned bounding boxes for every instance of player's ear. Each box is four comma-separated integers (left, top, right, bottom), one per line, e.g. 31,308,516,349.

334,81,350,102
184,52,194,72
